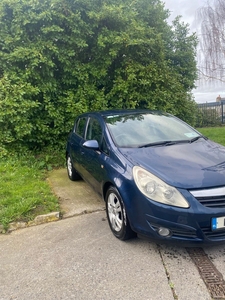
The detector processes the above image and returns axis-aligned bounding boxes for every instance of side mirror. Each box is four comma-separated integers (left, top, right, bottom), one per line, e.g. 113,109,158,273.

82,140,99,150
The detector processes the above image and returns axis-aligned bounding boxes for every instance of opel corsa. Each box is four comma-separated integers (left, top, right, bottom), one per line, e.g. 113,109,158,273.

66,110,225,244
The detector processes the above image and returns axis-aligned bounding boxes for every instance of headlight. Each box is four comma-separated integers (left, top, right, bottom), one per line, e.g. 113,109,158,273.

133,166,189,208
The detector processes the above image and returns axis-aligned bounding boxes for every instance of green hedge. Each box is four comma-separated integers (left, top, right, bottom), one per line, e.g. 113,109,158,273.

0,0,198,150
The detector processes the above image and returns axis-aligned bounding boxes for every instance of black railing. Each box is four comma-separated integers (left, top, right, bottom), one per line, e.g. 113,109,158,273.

196,100,225,127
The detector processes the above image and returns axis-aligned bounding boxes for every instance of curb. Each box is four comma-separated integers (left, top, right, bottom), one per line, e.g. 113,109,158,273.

0,208,106,234
0,212,61,234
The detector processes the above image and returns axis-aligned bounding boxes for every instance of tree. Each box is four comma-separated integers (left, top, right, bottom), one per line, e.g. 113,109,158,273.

0,0,198,150
198,0,225,83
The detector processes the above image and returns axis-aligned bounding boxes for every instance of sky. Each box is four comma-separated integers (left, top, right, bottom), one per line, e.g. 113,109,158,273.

163,0,224,103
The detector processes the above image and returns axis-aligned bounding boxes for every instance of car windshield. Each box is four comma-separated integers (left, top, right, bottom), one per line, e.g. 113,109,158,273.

105,112,201,147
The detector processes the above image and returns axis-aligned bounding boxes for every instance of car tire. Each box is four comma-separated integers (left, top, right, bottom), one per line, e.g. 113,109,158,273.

66,154,81,181
105,186,136,240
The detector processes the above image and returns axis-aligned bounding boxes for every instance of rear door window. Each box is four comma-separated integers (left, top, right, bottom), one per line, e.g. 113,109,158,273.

75,117,87,138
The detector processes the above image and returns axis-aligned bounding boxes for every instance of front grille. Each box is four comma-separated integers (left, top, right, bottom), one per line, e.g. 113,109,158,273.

189,187,225,208
196,195,225,208
171,229,197,239
202,227,225,240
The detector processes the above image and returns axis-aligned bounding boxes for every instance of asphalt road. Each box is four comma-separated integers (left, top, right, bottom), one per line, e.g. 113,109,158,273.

1,211,225,300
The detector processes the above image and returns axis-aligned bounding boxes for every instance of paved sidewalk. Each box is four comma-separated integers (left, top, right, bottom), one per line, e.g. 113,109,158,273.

0,210,215,300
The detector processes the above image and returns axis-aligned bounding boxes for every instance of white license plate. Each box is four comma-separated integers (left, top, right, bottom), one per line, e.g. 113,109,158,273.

212,216,225,230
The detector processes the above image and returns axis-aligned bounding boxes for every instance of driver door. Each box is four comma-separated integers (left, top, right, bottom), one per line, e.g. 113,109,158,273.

80,116,108,194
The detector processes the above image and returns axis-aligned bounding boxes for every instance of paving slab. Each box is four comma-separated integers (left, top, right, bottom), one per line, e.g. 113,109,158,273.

47,169,105,218
159,245,212,300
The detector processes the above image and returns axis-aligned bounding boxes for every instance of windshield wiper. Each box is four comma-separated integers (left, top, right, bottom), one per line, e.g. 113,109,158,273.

139,139,194,148
189,136,206,143
139,141,176,148
138,136,207,148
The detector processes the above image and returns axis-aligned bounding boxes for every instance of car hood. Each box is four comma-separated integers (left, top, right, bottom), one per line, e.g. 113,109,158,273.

119,139,225,189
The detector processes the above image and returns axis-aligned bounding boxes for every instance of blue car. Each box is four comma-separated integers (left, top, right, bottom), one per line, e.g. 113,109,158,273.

66,109,225,244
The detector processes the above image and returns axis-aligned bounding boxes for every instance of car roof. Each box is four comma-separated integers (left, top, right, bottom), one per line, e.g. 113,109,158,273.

78,109,161,118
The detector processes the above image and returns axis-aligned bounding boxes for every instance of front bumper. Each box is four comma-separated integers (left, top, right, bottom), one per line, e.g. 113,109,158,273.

145,213,225,244
122,185,225,244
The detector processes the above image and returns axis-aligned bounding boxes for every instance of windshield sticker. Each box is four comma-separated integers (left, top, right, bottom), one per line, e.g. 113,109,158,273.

184,132,199,138
106,115,120,119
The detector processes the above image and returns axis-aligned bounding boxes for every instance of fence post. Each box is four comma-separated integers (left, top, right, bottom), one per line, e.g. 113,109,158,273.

222,101,224,124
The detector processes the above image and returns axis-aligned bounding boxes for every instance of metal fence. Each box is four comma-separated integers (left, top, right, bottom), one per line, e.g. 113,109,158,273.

196,100,225,127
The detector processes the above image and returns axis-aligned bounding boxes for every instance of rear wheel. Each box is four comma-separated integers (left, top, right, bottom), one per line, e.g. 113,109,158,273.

66,154,81,181
105,186,136,240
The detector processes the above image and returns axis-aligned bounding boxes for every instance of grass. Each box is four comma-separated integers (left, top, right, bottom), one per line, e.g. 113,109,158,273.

0,150,64,231
197,126,225,146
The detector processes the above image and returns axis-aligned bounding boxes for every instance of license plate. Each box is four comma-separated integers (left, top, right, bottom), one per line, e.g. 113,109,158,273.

212,216,225,230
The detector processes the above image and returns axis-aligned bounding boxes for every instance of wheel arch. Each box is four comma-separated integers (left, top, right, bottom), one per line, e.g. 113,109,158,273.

102,176,127,202
102,181,113,201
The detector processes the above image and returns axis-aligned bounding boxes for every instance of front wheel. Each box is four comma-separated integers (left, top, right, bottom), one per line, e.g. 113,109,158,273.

66,154,81,181
105,186,136,240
